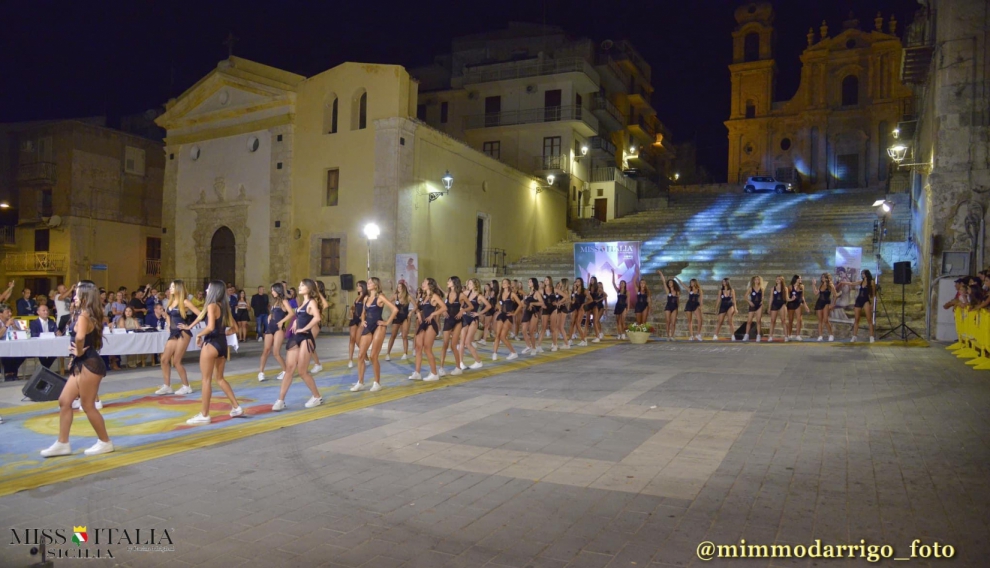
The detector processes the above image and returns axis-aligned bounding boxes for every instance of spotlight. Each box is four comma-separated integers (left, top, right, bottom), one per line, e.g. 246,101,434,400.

873,199,893,215
0,202,9,209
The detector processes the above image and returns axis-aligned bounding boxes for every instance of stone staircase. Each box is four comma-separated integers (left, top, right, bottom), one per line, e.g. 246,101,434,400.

506,189,924,340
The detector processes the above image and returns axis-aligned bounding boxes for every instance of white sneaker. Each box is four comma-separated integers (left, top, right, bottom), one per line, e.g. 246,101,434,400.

850,335,857,343
479,339,487,345
349,382,365,392
155,385,173,395
731,336,736,342
742,334,749,341
492,353,498,361
571,333,577,339
828,335,834,342
84,440,114,456
591,338,601,343
423,373,439,382
756,335,761,342
451,367,463,376
784,336,789,342
536,347,544,353
578,340,588,346
509,332,516,339
712,335,718,341
229,406,244,417
305,396,323,408
506,352,518,360
40,441,72,458
598,332,604,339
272,400,286,411
257,337,264,342
688,336,694,341
370,382,382,392
408,372,422,380
401,353,408,360
522,347,531,354
545,330,550,338
869,336,875,343
796,336,803,342
438,368,447,377
385,354,391,361
696,334,703,341
459,362,467,370
530,349,538,356
186,413,211,425
176,385,193,395
563,342,571,349
276,371,285,381
817,336,823,342
347,360,354,369
310,364,323,374
551,345,558,352
258,372,267,382
469,361,483,370
71,398,81,410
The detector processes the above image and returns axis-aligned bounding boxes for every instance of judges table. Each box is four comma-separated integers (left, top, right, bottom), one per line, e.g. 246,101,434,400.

0,325,240,358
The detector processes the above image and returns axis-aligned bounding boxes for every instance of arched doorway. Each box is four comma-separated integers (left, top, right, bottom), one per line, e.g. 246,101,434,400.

210,226,236,286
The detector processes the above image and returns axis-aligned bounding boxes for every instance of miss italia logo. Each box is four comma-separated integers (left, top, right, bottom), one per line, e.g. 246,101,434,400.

72,526,88,547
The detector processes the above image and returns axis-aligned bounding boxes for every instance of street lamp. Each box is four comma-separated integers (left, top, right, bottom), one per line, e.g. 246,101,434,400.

364,222,380,280
0,202,9,209
546,173,555,186
431,171,453,203
887,144,908,164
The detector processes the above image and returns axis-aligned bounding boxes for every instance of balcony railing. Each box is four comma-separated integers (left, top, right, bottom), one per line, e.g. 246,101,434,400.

2,252,67,274
477,248,507,274
534,154,569,172
590,136,616,156
16,162,57,185
0,226,14,246
145,258,162,276
465,105,598,132
590,94,625,127
591,167,634,191
594,55,631,87
462,57,598,85
628,115,656,139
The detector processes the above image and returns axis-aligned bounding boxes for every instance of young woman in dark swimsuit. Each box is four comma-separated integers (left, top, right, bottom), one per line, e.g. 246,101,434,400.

583,276,603,342
410,278,448,381
258,282,293,382
535,276,556,352
41,281,115,457
658,269,681,341
307,280,330,374
841,269,876,343
633,278,651,325
438,277,464,377
520,277,546,355
272,279,324,409
766,276,788,342
458,278,491,370
813,273,837,342
352,277,398,391
347,281,368,369
551,279,568,350
480,281,497,345
785,275,809,341
155,279,201,396
182,281,242,425
492,278,521,360
567,278,589,347
742,276,766,342
685,279,704,341
712,278,737,341
385,281,412,361
611,270,629,340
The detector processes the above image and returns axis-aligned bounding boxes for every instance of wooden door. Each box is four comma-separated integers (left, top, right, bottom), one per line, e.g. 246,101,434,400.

594,199,608,223
210,226,236,286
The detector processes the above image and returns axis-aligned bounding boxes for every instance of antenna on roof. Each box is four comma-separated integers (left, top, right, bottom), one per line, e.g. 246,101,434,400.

223,31,239,58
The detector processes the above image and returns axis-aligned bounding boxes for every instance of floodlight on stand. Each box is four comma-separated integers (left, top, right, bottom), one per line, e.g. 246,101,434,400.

873,199,893,215
363,223,380,240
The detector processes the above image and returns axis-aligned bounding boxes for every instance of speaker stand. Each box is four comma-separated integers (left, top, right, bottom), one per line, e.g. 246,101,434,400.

879,282,921,341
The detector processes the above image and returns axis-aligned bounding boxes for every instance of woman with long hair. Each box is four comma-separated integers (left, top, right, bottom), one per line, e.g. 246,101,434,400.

480,281,497,344
766,276,788,342
409,278,448,381
742,276,766,342
567,278,589,347
438,277,464,376
40,281,114,457
347,281,368,369
685,279,704,341
458,278,491,370
813,273,837,342
351,277,398,391
182,281,242,425
520,277,546,355
785,275,809,341
385,281,412,361
842,269,876,343
553,279,569,349
155,280,201,395
307,280,330,374
511,280,524,340
536,276,557,352
633,277,651,326
234,290,250,342
712,278,737,341
611,271,629,340
272,279,324,409
258,283,293,382
582,276,602,342
492,278,522,360
658,270,680,340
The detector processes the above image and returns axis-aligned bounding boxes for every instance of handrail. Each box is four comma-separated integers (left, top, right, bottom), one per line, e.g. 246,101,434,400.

2,252,67,273
590,94,624,126
465,105,598,132
462,57,598,85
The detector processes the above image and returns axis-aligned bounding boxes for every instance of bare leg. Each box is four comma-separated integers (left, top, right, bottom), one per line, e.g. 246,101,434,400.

212,356,238,407
424,328,439,374
199,346,218,417
161,340,177,387
357,333,373,384
77,370,108,442
277,348,301,401
55,375,81,444
369,328,387,383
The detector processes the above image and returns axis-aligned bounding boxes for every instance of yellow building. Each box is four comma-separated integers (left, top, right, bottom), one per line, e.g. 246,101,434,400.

725,3,913,189
156,57,567,316
0,120,164,298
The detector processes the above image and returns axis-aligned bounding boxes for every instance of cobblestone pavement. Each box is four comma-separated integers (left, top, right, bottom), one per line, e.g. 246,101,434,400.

1,339,988,567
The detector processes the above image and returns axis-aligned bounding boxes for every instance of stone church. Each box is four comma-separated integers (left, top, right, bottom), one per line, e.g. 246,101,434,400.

725,2,914,190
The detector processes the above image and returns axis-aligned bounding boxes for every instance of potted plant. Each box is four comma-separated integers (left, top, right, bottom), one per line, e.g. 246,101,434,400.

626,323,653,344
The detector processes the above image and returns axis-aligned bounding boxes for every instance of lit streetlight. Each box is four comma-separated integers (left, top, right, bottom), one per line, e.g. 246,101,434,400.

364,222,380,280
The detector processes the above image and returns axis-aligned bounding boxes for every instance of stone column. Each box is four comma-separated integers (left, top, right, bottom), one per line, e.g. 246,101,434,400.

372,117,418,285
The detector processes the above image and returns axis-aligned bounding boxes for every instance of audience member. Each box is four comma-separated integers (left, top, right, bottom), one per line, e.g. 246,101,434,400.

29,304,60,369
251,285,269,342
16,288,37,317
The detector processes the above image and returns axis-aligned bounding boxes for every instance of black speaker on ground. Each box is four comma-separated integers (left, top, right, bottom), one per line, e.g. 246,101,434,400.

340,274,354,291
22,366,67,402
734,322,758,340
893,261,912,285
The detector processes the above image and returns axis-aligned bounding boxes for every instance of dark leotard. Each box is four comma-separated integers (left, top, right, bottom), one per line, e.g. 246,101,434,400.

167,306,193,340
855,285,871,309
787,288,804,311
665,293,678,312
394,300,409,325
748,288,763,313
443,296,461,332
201,308,229,358
497,294,516,323
770,287,786,311
462,296,481,327
815,286,832,311
634,292,648,314
718,291,734,314
348,298,364,327
614,292,628,315
266,304,287,335
362,296,383,336
417,299,439,334
521,294,536,324
68,315,106,377
542,292,556,316
685,292,700,313
285,301,316,350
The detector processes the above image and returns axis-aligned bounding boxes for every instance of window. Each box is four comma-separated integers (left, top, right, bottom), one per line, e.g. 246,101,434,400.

841,75,859,106
440,102,448,124
320,238,340,276
482,141,500,160
744,33,760,62
124,146,146,176
745,100,756,118
324,96,338,134
417,104,427,120
34,229,49,252
358,92,367,129
40,189,52,217
326,168,339,206
544,90,562,121
543,136,561,157
485,96,501,127
146,237,161,260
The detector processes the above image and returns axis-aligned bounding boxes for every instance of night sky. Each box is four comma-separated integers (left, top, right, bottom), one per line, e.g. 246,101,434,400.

1,0,920,180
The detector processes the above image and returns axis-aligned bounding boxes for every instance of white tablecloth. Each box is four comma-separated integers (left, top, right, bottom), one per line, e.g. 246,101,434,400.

0,325,239,358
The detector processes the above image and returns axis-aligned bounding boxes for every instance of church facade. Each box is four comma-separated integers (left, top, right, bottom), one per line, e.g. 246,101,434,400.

725,2,914,190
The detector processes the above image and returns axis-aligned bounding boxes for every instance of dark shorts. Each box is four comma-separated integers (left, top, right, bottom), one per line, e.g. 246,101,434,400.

443,315,461,332
418,320,439,334
286,331,315,351
718,301,734,315
684,301,699,313
748,303,763,313
69,349,107,378
204,334,228,359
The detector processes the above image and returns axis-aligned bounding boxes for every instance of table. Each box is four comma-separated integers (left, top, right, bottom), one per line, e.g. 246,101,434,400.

0,325,240,358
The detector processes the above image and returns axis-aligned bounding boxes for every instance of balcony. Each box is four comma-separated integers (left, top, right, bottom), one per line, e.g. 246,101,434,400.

589,136,616,157
627,115,656,144
901,44,934,85
590,94,625,131
145,258,161,276
461,57,599,91
2,252,67,275
591,167,634,192
627,82,654,111
0,226,14,247
17,162,57,186
594,55,630,93
464,105,598,137
533,154,570,174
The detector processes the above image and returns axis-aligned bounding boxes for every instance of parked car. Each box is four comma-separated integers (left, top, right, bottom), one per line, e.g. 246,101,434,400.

743,176,796,194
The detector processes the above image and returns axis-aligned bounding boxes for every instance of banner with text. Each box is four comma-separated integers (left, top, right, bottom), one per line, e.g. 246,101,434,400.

834,247,862,309
573,242,641,296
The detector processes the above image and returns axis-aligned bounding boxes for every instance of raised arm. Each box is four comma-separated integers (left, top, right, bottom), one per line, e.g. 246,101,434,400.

0,281,14,303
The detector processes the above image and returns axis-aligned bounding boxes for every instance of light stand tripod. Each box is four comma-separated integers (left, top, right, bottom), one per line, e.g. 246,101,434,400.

879,280,921,341
872,217,893,333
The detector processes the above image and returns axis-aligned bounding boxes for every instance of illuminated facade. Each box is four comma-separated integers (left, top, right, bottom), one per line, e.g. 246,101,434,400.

725,3,913,190
411,23,673,223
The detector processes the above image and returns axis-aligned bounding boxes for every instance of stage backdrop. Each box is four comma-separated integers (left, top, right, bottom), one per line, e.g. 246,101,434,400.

574,242,641,298
834,246,862,309
396,253,419,290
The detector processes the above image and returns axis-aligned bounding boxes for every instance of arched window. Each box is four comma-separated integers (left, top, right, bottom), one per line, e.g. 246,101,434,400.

323,94,338,134
841,75,859,106
745,99,756,118
744,33,760,62
351,88,367,130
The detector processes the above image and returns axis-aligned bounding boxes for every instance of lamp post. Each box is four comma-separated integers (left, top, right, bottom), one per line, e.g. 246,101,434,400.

364,222,380,280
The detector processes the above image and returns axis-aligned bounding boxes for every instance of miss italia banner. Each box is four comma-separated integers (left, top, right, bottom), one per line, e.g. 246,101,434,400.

834,246,862,309
573,242,641,294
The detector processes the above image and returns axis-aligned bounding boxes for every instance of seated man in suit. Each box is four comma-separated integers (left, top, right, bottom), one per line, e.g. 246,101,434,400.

29,304,61,369
144,303,166,365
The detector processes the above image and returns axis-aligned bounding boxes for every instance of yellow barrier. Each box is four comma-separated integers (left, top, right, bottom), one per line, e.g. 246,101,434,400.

947,309,964,350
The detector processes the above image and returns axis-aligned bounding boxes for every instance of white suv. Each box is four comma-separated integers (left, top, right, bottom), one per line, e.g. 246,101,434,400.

743,176,795,194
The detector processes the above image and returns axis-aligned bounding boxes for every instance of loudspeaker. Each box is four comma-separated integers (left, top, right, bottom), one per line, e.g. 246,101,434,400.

22,366,67,402
893,261,912,285
734,322,758,340
340,274,355,291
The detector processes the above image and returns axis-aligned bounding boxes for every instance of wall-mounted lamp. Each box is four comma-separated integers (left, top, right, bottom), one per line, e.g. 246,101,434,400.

892,127,901,140
673,173,680,181
886,144,908,163
0,202,9,209
546,173,556,186
430,170,453,202
580,145,588,156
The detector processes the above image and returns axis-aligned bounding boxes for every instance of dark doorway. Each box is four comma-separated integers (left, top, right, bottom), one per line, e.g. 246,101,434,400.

834,154,860,188
476,217,485,268
485,96,501,127
210,226,236,286
744,33,760,62
544,90,562,121
594,198,608,222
